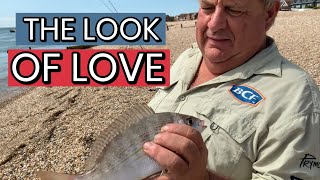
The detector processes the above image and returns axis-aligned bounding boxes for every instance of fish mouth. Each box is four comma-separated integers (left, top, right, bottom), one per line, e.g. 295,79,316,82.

199,120,207,128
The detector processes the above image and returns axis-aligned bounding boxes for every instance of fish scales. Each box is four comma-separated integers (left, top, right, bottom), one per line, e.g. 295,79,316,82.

92,113,174,178
85,104,152,171
36,104,206,180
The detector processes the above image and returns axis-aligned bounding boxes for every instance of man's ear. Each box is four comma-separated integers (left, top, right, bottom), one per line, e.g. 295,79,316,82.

265,0,280,31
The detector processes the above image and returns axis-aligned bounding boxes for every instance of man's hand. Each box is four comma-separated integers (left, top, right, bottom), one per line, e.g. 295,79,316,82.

143,123,209,180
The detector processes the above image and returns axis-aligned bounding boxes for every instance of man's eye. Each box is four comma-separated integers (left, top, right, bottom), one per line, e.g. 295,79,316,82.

227,9,243,16
201,6,215,13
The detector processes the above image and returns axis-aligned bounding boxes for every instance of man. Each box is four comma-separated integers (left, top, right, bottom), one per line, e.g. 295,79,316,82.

143,0,320,179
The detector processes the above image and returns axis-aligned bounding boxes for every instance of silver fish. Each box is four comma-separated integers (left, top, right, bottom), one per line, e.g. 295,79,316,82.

37,104,207,180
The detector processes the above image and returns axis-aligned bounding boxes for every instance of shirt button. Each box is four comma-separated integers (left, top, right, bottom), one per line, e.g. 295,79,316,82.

179,96,186,101
210,122,219,131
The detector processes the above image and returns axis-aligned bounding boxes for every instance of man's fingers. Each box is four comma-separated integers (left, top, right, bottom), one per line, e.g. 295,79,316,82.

143,171,162,180
143,171,177,180
143,141,188,175
161,123,208,157
152,174,176,180
154,132,200,164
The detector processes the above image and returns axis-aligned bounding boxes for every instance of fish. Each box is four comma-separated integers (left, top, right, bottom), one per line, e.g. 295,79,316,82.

36,104,207,180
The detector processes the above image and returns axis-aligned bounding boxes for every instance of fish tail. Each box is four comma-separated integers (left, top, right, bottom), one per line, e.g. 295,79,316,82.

36,171,77,180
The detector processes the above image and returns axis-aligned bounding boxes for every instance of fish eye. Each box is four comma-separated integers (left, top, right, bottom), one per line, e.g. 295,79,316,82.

185,117,194,126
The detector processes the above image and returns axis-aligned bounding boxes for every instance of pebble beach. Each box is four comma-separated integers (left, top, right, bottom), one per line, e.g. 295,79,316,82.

0,10,320,179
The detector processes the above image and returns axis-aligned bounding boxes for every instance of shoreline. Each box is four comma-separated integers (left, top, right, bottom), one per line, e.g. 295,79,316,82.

0,87,34,109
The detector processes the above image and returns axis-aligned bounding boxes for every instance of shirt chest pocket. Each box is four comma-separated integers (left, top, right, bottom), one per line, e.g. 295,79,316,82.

196,102,258,178
148,81,180,112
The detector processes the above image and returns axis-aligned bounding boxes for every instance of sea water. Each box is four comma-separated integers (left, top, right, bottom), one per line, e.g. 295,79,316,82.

0,27,68,103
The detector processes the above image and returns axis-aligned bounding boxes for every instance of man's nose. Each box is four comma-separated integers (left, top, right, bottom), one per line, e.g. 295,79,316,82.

207,7,228,32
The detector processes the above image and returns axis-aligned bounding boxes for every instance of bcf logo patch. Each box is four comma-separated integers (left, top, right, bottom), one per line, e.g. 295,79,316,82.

229,84,265,106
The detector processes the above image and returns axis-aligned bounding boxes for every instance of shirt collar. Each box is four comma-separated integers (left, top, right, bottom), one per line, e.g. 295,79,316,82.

239,37,282,78
183,37,283,85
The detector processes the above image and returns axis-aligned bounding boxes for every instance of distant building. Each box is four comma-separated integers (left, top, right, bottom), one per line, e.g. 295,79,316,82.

280,0,294,10
166,15,174,22
174,13,198,21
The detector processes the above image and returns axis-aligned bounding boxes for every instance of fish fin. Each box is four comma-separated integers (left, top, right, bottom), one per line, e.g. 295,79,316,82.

36,171,77,180
85,104,155,171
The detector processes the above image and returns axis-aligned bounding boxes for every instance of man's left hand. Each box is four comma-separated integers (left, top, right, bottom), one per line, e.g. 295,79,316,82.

143,123,209,180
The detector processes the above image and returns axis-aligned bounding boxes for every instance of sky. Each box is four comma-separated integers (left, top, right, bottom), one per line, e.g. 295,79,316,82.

0,0,199,28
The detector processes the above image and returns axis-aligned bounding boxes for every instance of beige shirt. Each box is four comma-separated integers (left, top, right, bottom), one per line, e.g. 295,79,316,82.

148,39,320,180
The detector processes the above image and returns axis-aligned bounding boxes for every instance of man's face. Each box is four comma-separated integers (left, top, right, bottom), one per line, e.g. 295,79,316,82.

196,0,270,73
